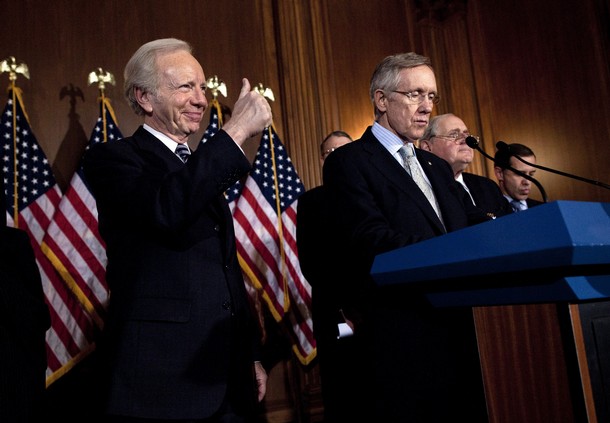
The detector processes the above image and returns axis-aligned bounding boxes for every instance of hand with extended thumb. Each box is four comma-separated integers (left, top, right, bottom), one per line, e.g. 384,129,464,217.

223,78,273,146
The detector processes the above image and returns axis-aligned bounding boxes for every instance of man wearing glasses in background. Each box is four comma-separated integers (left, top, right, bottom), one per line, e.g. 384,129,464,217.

419,113,513,219
322,53,489,421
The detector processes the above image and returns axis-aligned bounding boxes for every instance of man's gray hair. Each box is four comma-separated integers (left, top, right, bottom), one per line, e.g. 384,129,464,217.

124,38,193,116
369,52,433,119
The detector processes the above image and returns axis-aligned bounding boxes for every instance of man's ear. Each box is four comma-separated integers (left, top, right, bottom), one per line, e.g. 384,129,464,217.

374,89,388,113
419,140,432,152
135,87,154,114
494,166,504,182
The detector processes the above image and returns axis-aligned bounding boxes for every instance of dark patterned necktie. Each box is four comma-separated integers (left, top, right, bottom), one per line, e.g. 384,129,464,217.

175,144,190,163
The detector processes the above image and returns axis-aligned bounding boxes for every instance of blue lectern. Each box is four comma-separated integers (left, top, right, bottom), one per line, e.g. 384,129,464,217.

371,200,610,422
371,200,610,306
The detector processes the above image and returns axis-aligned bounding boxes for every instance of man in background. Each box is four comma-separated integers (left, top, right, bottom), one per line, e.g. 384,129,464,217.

296,130,354,422
494,142,544,212
419,113,512,218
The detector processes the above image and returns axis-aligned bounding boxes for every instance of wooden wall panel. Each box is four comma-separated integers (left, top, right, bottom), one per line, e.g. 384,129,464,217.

417,6,488,176
473,304,579,422
291,0,418,188
324,0,416,138
272,0,333,191
467,0,610,203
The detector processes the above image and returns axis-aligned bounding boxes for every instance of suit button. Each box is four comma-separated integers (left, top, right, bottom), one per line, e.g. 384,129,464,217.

214,224,220,232
222,301,232,310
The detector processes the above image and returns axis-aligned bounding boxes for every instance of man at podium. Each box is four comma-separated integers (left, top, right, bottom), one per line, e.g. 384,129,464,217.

322,53,489,421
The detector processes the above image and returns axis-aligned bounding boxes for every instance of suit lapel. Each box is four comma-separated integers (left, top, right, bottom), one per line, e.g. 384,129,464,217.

132,126,184,171
362,134,445,233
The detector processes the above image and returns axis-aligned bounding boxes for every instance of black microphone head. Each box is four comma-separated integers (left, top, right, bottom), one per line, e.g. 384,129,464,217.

496,141,509,151
465,136,479,149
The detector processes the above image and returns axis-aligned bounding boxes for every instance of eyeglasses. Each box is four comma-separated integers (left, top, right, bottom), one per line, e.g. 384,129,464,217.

391,90,440,105
322,147,337,158
432,132,474,143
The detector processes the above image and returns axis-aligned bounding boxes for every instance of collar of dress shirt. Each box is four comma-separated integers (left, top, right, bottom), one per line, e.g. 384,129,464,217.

504,195,525,207
372,122,405,163
456,173,476,205
372,122,431,184
456,173,467,188
143,124,188,154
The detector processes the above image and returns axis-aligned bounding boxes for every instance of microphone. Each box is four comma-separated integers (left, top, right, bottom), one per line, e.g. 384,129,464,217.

466,136,548,203
496,141,610,191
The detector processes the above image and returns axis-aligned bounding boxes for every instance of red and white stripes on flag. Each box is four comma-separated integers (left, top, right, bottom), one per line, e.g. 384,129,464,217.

1,87,95,385
231,126,316,364
42,96,123,372
203,100,316,364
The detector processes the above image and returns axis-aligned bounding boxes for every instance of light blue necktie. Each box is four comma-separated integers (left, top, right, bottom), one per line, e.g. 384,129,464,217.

511,199,524,212
175,144,191,163
399,144,444,224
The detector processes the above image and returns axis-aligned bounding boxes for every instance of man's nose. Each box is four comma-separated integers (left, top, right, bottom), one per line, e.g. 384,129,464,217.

193,89,208,107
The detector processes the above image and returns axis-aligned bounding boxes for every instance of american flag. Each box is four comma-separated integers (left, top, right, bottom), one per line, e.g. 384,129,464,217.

231,126,316,364
201,98,223,144
42,96,123,350
202,100,316,363
1,87,95,385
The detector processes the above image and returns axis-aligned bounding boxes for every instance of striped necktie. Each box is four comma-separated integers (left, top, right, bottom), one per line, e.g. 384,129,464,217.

175,143,190,163
511,199,524,212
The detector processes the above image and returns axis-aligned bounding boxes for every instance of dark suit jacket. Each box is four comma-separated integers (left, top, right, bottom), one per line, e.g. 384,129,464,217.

297,184,360,420
83,127,260,420
0,226,50,423
527,197,544,208
296,183,360,350
296,185,340,340
463,172,513,218
322,126,488,422
323,127,486,272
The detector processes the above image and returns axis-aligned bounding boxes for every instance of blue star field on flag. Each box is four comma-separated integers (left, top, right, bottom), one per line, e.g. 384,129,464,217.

1,94,56,214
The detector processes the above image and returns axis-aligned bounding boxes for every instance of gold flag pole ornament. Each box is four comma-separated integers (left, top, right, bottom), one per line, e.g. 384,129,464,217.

254,82,275,102
206,75,227,127
88,68,119,143
1,56,30,226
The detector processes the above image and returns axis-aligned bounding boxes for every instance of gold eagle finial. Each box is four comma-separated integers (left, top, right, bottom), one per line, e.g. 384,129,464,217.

0,56,30,81
88,67,116,91
206,75,227,99
254,83,274,102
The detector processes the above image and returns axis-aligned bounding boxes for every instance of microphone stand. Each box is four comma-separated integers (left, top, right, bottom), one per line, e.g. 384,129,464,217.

497,141,610,191
466,136,548,203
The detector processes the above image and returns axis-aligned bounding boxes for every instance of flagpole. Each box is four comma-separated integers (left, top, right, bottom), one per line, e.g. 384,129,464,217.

253,83,290,311
101,90,108,142
267,125,291,311
88,68,117,144
10,81,19,226
1,56,31,226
